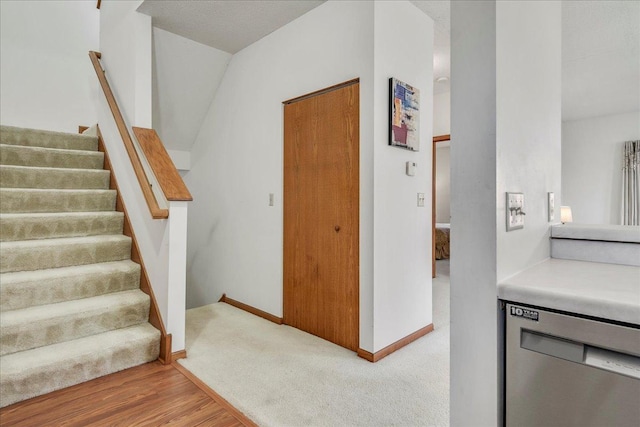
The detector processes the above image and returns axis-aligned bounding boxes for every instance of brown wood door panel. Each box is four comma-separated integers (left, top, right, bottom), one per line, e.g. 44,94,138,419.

283,98,319,336
283,81,359,351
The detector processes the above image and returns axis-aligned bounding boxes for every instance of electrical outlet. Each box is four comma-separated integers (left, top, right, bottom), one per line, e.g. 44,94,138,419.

506,192,525,231
269,193,274,206
548,192,554,222
417,193,425,207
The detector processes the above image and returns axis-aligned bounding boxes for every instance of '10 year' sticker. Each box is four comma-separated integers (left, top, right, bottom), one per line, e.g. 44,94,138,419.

510,306,539,322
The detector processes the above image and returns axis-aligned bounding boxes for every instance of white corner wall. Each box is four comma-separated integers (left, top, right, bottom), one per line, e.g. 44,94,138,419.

451,1,561,425
184,0,376,349
372,0,433,351
0,1,99,132
152,27,232,156
562,111,640,225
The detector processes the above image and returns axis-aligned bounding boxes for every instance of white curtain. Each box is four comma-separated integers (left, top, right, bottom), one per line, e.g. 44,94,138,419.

621,140,640,225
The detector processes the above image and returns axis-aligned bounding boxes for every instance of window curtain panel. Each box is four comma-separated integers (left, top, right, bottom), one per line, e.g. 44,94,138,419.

621,140,640,225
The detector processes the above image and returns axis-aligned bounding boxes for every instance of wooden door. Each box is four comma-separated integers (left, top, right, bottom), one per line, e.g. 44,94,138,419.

283,80,359,351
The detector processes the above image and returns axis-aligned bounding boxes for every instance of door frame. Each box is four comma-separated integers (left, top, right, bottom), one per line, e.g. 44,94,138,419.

282,78,360,350
432,134,451,278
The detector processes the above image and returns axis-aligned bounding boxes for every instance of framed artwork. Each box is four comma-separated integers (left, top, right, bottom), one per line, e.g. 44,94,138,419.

389,77,420,151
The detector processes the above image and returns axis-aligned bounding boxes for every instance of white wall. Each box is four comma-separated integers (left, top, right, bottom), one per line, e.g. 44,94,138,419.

496,2,562,281
434,91,451,136
451,1,561,425
562,111,640,224
435,145,451,223
99,0,186,352
100,0,150,128
372,0,433,351
184,1,375,352
450,2,498,424
0,0,99,132
152,27,232,158
185,0,434,353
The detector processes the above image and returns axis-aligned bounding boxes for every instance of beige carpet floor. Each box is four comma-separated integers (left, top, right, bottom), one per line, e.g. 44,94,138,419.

179,259,450,427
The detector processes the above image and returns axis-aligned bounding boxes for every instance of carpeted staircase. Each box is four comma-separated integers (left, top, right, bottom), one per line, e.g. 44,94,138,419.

0,125,160,408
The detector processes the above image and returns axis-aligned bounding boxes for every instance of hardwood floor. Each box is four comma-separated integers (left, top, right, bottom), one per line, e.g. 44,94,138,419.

0,362,256,426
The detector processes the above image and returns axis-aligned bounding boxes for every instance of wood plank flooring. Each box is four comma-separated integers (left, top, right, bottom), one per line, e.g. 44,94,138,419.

0,362,256,427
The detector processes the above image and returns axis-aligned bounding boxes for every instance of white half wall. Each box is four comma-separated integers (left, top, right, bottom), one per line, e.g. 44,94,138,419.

372,0,433,351
152,27,232,153
451,1,561,425
184,0,376,350
0,0,99,132
562,111,640,225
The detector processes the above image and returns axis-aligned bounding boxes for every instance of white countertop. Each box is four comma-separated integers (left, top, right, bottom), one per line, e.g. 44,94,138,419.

498,259,640,325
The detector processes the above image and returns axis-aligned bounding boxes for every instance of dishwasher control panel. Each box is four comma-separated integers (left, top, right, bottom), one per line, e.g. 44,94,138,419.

585,346,640,379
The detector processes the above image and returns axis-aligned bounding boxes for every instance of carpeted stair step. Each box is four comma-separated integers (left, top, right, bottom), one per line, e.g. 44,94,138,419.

0,289,150,356
0,235,131,273
0,165,110,190
0,260,140,312
0,322,160,408
0,125,98,151
0,212,124,242
0,188,116,213
0,144,104,170
0,125,162,408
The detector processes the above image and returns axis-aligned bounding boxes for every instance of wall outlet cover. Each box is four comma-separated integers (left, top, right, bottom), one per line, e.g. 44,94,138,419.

548,192,554,222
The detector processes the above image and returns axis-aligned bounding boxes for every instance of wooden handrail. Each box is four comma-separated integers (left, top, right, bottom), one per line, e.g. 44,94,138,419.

132,127,193,201
433,134,451,143
89,51,169,219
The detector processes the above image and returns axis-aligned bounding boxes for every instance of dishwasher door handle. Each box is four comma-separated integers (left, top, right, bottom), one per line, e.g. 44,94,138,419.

521,329,640,380
521,329,584,363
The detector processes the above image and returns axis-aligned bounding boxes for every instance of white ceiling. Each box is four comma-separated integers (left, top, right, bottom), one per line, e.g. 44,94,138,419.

137,0,639,122
137,0,325,54
561,1,639,121
411,1,450,95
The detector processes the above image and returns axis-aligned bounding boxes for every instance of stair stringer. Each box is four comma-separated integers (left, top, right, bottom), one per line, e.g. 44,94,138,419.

95,126,172,364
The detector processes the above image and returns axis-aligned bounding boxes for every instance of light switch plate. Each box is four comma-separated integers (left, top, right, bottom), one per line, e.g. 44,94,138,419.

506,192,524,231
548,192,554,222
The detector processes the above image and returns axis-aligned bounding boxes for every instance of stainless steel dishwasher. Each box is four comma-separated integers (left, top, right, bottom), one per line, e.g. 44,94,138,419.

505,303,640,426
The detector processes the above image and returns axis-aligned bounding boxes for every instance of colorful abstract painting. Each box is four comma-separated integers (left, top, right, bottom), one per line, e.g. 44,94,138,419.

389,77,420,151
